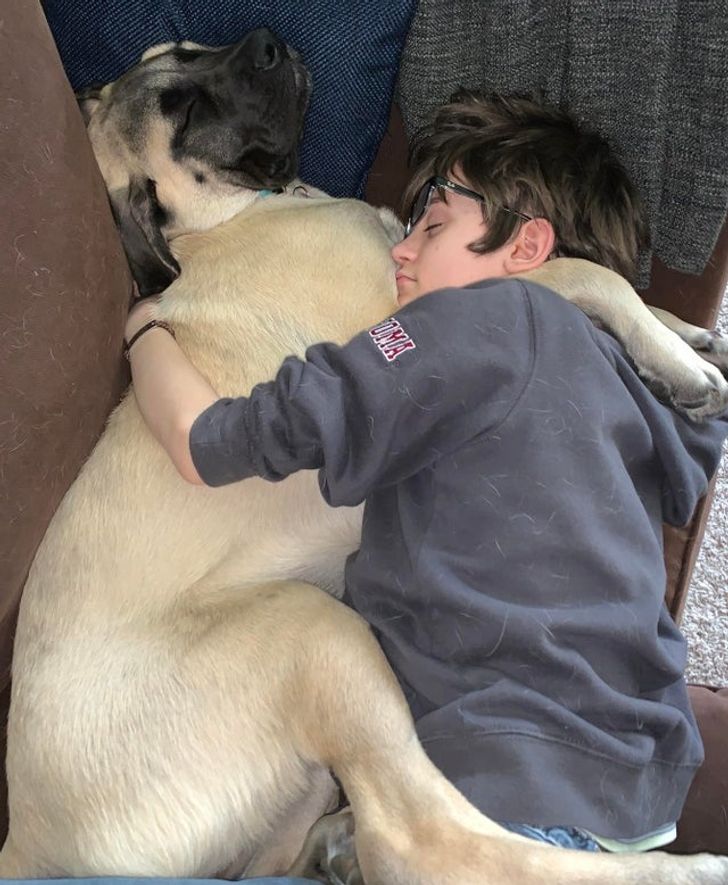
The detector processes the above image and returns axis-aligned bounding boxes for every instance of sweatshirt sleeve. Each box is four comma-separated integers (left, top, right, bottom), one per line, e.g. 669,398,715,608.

189,280,535,505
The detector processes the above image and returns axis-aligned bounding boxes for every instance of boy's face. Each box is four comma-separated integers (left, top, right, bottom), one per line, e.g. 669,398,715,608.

392,177,513,307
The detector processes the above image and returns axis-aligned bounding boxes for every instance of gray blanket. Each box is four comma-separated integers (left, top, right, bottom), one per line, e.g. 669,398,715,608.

397,0,728,287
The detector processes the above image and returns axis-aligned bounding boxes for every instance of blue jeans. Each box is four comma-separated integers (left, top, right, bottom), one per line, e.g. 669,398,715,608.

500,822,601,851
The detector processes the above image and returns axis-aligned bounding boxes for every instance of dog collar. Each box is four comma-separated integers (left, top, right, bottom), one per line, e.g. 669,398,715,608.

258,185,310,199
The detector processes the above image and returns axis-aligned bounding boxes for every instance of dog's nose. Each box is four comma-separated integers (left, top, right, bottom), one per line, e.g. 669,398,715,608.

246,28,285,71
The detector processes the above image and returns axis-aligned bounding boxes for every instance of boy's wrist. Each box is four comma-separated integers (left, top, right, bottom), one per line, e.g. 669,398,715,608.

125,297,159,340
124,320,176,359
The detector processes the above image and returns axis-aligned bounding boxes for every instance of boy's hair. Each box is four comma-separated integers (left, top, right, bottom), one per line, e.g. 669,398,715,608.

403,91,650,282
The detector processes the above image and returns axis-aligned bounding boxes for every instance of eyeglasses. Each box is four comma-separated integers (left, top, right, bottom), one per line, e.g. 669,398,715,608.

404,175,533,236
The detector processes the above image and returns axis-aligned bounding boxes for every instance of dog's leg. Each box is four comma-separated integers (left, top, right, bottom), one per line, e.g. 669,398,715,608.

523,258,728,421
230,767,339,879
649,305,728,371
281,583,728,885
292,807,728,885
11,577,725,885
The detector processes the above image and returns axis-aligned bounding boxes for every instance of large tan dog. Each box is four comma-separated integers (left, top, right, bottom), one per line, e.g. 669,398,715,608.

2,29,728,885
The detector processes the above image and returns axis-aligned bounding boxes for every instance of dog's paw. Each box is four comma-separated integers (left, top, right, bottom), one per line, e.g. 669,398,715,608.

685,328,728,376
640,359,728,422
629,314,728,421
653,307,728,377
287,808,361,885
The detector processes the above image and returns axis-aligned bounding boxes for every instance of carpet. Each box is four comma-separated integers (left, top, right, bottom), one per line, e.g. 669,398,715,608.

683,292,728,686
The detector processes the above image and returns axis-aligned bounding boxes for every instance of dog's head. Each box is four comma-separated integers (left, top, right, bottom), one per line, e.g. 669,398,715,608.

80,29,312,295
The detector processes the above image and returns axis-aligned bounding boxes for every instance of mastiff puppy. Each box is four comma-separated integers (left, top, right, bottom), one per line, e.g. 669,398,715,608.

2,28,727,885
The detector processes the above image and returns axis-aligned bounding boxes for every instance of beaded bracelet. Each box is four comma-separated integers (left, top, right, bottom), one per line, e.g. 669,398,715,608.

123,320,176,359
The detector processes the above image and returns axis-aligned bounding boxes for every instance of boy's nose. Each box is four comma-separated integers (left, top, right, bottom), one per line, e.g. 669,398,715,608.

391,233,415,265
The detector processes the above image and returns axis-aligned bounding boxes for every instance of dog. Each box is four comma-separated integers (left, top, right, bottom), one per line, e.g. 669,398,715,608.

2,29,727,885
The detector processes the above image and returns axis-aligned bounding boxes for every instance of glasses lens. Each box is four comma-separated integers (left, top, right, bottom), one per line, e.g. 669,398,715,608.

406,180,434,234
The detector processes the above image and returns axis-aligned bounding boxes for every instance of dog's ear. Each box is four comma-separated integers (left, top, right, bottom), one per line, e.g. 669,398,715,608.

76,86,103,124
110,178,181,297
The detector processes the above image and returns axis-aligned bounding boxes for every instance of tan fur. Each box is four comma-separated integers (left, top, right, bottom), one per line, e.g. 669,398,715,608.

3,40,727,884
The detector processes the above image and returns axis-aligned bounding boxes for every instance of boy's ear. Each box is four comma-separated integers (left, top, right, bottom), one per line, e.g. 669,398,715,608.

503,218,556,274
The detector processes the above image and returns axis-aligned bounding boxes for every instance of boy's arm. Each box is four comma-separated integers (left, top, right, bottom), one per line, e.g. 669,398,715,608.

187,282,535,503
126,302,216,484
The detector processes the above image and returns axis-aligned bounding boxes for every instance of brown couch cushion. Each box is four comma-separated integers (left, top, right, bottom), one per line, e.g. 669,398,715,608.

670,687,728,854
0,0,133,833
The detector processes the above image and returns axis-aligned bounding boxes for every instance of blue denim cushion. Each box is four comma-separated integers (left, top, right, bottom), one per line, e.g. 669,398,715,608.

42,0,417,197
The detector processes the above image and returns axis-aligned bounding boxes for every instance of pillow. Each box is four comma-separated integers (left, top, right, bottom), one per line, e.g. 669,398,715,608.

42,0,417,198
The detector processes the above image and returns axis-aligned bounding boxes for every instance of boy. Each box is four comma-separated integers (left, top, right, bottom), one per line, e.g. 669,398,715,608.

123,92,727,852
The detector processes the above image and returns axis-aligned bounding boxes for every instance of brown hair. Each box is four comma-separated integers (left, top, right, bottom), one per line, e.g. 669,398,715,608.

403,91,650,282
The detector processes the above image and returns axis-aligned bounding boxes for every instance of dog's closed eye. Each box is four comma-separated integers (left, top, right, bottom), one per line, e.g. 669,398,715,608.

225,147,289,179
159,85,193,116
160,86,205,147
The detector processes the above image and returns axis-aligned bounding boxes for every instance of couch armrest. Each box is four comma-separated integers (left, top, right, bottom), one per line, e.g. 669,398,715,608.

0,0,134,836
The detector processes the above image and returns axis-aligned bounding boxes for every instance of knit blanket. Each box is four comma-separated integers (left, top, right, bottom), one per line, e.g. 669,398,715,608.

397,0,728,288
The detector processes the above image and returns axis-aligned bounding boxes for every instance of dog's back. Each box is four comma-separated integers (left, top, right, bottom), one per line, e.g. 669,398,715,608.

6,194,397,876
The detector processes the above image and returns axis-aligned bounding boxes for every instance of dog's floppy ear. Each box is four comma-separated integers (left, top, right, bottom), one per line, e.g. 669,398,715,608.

76,86,103,124
110,178,181,297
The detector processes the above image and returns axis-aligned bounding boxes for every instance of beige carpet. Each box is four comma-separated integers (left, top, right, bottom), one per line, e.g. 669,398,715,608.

682,293,728,687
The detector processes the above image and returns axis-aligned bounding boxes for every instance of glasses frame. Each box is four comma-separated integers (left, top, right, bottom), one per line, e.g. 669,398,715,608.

404,175,533,236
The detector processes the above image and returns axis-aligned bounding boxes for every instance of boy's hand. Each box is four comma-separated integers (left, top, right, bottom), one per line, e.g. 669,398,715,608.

125,297,160,342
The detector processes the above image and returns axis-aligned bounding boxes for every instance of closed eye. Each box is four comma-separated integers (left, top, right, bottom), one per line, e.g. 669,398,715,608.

424,222,443,233
160,85,203,152
178,98,196,139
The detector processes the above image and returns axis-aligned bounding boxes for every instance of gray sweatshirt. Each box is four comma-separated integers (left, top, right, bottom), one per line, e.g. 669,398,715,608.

190,278,727,839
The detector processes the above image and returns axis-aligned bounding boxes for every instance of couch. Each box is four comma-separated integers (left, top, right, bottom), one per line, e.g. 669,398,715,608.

1,0,727,863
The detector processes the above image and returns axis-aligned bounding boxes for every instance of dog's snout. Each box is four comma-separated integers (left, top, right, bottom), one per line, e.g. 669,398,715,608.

267,157,288,177
253,38,281,71
246,28,285,72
